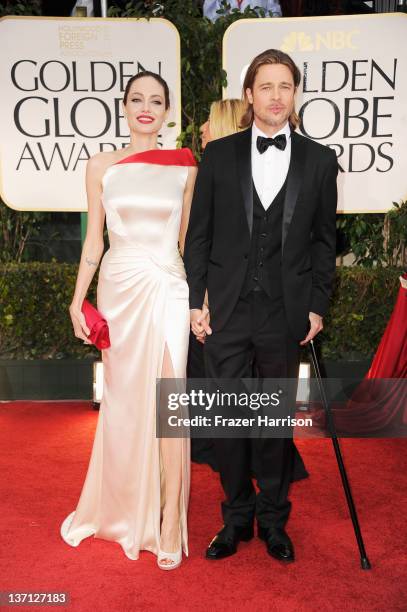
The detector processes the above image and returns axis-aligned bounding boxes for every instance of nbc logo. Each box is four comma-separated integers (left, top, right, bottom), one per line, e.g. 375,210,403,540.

280,30,359,52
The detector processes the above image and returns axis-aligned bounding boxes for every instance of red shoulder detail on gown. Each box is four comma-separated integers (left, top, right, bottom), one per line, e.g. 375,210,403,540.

115,147,197,167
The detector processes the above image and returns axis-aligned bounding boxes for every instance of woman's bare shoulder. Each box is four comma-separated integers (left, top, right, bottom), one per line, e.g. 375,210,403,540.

87,150,122,176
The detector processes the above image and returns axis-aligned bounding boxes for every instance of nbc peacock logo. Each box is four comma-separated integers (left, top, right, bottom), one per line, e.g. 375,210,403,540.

280,30,359,52
281,32,313,52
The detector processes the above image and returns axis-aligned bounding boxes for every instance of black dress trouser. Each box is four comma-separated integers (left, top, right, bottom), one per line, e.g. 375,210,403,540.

203,289,300,530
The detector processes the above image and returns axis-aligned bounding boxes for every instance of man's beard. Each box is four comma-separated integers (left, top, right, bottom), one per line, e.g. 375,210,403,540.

255,107,292,128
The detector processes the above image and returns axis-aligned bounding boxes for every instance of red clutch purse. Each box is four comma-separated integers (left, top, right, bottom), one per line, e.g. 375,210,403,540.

81,299,111,350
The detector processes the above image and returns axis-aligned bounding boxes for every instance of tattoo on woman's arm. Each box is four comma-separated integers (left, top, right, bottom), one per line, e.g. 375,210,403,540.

85,257,98,267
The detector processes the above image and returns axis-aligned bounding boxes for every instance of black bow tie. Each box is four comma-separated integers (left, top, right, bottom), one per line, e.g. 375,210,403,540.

256,134,287,154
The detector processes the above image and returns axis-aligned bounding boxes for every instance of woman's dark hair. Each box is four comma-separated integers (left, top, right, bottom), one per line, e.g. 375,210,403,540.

123,71,170,109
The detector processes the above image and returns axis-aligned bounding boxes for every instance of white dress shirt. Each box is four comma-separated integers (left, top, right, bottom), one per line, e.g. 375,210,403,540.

251,121,291,210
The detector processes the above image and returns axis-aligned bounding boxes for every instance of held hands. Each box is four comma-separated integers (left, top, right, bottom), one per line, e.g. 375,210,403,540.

300,312,323,345
69,304,92,344
190,309,323,345
190,303,211,344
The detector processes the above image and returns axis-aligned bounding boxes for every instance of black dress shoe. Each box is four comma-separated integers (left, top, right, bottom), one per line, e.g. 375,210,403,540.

258,525,295,563
206,524,254,560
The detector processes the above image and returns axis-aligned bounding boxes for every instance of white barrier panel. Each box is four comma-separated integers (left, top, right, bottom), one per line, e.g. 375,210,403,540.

0,16,180,211
223,14,407,213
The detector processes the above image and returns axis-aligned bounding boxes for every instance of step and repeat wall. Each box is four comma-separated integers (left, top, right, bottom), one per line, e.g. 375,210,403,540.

0,14,406,213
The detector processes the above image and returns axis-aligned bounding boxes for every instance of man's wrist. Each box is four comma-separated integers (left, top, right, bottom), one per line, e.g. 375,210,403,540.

310,311,323,318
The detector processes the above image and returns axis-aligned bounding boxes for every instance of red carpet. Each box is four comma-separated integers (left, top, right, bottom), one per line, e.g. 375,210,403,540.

0,401,406,612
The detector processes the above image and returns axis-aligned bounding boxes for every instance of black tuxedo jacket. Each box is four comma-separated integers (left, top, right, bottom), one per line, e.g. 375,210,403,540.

184,127,338,341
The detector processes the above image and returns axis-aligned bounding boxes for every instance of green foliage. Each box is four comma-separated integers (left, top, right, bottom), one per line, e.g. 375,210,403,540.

337,213,386,266
384,200,407,267
0,200,48,263
320,266,402,360
336,201,406,268
0,262,98,359
0,263,402,360
0,0,41,17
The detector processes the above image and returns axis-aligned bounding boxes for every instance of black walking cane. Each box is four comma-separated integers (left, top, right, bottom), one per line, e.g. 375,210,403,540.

309,339,372,570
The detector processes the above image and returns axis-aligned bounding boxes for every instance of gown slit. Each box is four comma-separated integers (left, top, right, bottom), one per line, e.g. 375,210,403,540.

158,341,188,555
157,286,190,555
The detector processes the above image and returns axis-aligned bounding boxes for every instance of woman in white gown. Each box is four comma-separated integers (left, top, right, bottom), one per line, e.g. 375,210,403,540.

60,71,197,570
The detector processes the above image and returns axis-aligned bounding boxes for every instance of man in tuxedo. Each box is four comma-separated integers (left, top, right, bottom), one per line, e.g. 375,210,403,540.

184,49,338,563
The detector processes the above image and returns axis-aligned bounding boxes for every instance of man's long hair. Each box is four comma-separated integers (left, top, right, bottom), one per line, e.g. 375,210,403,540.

240,49,301,130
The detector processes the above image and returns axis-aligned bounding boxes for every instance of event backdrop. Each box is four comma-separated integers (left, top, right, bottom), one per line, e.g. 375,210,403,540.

0,16,180,212
223,13,407,213
1,14,406,214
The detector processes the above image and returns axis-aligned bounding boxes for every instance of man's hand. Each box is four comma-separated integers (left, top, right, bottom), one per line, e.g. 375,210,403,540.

300,312,323,345
190,304,211,344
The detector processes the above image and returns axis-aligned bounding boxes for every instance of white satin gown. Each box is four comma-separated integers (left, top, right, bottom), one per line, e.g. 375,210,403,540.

60,147,196,560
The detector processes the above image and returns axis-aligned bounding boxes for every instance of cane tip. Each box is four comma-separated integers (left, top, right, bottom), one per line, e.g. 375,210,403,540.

361,557,372,570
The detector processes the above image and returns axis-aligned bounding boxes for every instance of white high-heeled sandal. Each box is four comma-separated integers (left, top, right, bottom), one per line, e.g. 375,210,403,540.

157,547,182,570
157,528,182,570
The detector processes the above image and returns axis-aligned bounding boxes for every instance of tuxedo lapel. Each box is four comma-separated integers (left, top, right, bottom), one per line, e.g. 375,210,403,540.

282,131,306,256
235,128,253,237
